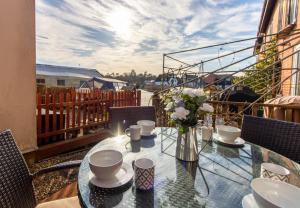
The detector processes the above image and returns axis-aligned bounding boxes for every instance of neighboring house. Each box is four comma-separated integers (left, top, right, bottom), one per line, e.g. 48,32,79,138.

182,73,201,88
79,77,127,91
256,0,299,96
203,73,233,89
36,64,103,88
154,74,179,86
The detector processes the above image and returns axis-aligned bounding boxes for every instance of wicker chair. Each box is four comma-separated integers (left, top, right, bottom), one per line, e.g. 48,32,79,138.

241,115,300,163
0,129,82,208
109,106,156,135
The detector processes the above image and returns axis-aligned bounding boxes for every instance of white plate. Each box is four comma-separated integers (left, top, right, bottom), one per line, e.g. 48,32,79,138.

251,178,300,208
215,136,245,146
242,194,260,208
89,162,133,188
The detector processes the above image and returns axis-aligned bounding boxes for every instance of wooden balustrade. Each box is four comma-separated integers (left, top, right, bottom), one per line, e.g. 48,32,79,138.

152,95,300,127
208,100,300,125
36,90,141,146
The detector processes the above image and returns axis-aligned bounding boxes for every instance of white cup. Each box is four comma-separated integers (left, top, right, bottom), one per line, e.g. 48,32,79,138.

125,125,141,141
137,120,155,136
201,126,213,141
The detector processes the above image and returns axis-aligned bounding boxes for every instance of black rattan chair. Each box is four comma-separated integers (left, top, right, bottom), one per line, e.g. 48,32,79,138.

109,106,156,135
0,129,82,208
241,115,300,163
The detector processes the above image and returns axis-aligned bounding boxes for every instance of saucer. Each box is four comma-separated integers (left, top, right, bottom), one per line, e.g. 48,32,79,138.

242,194,259,208
214,136,245,147
89,162,133,188
141,132,156,138
141,131,155,137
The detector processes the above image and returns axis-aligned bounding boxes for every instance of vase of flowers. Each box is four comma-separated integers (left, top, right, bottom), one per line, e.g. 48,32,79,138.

163,88,214,161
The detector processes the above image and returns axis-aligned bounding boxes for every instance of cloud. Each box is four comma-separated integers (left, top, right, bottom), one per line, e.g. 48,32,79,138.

36,0,263,75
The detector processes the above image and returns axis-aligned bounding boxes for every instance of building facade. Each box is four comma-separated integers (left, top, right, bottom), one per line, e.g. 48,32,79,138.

256,0,300,96
36,64,103,88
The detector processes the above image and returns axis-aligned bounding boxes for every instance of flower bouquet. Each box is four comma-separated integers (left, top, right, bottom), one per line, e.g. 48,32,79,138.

162,88,214,161
163,88,214,132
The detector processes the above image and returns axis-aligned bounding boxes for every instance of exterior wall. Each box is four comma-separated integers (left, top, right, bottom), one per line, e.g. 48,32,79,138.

36,75,89,88
0,0,37,152
262,0,300,96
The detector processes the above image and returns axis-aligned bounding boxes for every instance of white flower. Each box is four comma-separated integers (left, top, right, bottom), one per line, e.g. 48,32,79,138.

199,103,214,113
164,102,174,111
182,88,205,97
170,107,190,120
172,95,182,103
192,89,205,96
182,88,196,97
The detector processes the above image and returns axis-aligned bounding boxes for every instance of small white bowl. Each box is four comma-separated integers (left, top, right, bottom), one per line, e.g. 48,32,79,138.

261,163,290,182
137,120,155,136
217,125,241,143
251,178,300,208
89,150,123,180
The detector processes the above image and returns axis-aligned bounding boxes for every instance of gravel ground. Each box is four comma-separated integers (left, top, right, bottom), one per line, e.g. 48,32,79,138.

29,148,91,202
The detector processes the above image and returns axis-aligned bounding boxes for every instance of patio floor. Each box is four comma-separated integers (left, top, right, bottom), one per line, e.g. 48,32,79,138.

29,147,91,202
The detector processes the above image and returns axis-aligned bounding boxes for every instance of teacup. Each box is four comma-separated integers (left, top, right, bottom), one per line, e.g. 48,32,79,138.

89,150,123,180
132,158,155,190
137,120,155,136
125,125,141,141
217,125,241,143
261,162,290,182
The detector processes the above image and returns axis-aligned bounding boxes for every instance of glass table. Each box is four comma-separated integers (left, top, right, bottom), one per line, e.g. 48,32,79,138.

78,127,300,208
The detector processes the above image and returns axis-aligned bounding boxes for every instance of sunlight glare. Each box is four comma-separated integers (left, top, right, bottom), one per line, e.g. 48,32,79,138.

107,9,132,39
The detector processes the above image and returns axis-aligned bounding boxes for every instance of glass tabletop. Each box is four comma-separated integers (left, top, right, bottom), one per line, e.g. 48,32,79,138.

78,127,300,208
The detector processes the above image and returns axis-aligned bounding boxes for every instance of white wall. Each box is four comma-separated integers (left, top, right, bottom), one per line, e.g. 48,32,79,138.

0,0,37,152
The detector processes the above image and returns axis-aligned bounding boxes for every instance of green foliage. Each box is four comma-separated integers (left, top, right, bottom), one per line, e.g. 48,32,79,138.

233,38,279,94
105,70,157,88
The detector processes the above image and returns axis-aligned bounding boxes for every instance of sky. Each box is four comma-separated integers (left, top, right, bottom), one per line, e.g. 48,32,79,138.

36,0,263,75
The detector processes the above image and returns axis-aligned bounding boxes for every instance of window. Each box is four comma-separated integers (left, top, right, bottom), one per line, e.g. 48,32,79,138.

36,78,45,84
287,0,298,25
267,20,273,41
291,44,300,95
278,0,283,31
57,79,65,86
80,80,85,86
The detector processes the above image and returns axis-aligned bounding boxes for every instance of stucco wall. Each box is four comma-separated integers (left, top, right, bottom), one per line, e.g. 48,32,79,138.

0,0,37,152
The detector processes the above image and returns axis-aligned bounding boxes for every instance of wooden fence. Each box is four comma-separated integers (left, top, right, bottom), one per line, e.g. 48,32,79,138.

36,90,141,146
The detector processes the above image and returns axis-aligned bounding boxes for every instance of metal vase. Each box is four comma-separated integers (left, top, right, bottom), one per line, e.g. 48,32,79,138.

176,126,199,162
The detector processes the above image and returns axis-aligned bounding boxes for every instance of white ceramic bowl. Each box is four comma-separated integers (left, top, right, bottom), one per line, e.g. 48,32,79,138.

251,178,300,208
217,125,241,143
137,120,155,136
89,150,123,180
261,163,290,182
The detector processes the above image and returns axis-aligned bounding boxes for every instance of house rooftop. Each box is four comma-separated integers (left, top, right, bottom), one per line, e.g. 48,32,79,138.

257,0,275,35
36,64,103,79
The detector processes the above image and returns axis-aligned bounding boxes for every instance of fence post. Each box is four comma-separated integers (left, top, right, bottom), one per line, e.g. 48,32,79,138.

77,92,81,126
109,90,114,107
152,93,160,126
36,93,42,143
137,90,141,106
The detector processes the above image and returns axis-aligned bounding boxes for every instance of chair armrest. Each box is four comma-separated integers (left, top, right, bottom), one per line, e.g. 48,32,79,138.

32,160,82,178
